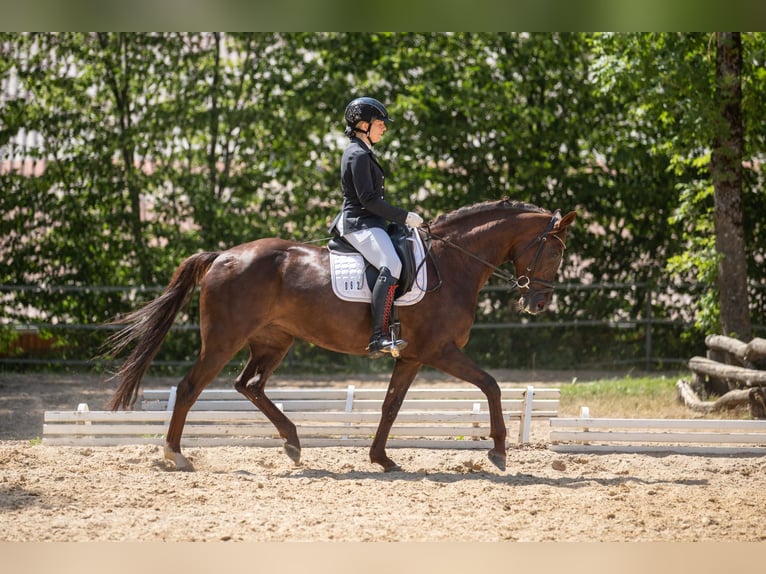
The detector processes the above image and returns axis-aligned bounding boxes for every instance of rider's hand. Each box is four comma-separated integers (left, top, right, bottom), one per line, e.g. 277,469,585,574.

405,212,424,228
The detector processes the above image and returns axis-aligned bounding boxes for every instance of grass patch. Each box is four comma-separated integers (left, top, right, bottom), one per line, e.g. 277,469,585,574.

559,375,697,419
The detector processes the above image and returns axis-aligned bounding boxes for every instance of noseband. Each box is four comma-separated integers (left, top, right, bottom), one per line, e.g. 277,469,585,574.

514,213,567,295
424,212,566,296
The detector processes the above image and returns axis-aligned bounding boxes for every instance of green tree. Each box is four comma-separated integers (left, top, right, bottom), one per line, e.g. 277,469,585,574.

2,32,764,371
590,32,765,340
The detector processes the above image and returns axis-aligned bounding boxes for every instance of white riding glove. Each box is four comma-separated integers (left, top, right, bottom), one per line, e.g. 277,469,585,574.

405,212,424,228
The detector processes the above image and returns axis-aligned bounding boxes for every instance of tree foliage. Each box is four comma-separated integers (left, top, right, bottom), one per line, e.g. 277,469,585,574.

1,32,764,370
588,33,765,336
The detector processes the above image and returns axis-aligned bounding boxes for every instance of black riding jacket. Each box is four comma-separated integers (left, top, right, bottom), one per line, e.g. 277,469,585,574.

329,137,408,236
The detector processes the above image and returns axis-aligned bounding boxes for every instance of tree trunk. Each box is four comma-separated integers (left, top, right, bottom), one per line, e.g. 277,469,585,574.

711,32,751,341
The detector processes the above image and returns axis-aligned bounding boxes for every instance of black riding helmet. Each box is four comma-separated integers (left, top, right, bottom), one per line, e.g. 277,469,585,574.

344,97,393,139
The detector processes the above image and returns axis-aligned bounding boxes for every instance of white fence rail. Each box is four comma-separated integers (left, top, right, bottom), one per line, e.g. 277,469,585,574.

43,385,560,449
550,408,766,455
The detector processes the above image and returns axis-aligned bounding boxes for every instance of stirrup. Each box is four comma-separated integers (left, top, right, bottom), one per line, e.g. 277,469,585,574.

367,329,408,359
383,323,408,358
366,338,408,359
385,337,408,358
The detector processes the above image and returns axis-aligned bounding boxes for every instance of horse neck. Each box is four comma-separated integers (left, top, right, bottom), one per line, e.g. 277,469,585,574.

434,209,546,268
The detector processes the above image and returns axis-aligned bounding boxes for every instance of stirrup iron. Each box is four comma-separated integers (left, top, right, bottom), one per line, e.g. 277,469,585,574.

384,325,408,358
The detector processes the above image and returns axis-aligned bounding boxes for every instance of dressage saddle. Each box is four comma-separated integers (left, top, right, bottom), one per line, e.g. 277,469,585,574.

327,223,417,299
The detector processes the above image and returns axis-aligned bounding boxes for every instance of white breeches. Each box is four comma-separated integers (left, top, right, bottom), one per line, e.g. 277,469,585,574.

342,227,402,280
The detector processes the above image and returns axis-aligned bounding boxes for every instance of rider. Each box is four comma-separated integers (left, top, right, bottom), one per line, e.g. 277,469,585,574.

329,96,425,358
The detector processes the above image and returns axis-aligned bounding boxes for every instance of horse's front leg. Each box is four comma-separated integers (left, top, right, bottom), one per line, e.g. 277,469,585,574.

427,345,507,470
369,359,422,471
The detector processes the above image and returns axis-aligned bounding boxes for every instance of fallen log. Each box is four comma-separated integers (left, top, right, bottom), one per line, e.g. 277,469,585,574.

704,335,766,368
676,379,766,418
745,338,766,368
688,356,766,387
705,335,748,366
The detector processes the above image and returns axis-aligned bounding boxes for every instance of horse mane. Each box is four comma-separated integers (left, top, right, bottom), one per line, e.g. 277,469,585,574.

430,198,549,228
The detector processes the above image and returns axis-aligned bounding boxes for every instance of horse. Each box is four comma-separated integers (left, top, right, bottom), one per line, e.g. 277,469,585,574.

104,199,576,472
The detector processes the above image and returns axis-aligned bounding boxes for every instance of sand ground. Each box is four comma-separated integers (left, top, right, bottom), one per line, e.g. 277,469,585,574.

1,371,765,542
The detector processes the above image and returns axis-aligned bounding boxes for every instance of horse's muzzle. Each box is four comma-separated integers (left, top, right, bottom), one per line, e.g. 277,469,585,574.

518,290,551,315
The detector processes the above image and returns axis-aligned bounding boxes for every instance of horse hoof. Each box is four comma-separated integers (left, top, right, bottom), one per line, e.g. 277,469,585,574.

284,443,301,465
164,445,194,471
370,454,400,472
373,457,401,472
487,450,507,472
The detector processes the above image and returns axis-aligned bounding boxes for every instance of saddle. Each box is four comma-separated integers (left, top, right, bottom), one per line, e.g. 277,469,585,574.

327,223,427,306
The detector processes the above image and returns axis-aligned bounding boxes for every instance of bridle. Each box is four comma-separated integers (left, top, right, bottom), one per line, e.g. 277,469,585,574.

513,212,567,294
422,211,566,295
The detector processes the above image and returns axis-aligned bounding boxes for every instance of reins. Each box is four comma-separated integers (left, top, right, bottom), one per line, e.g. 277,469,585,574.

304,212,565,296
422,212,565,294
421,227,522,289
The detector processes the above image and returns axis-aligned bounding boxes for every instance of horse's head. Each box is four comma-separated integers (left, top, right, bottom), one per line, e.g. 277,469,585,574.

512,209,576,315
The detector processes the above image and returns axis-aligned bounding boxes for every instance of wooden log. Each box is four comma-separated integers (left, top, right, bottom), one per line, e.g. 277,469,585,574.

702,350,731,396
677,379,714,413
705,334,746,354
676,379,754,414
689,356,766,387
715,389,759,411
745,338,766,368
705,334,748,366
704,335,766,369
750,387,766,419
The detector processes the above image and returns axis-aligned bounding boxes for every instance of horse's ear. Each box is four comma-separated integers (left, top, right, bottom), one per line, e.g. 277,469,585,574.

556,211,577,229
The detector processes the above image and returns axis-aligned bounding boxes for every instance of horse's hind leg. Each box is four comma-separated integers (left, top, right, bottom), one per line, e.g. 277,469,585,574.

369,359,422,471
234,333,300,464
165,349,233,470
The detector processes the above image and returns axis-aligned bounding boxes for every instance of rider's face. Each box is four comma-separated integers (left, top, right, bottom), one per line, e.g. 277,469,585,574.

367,119,387,144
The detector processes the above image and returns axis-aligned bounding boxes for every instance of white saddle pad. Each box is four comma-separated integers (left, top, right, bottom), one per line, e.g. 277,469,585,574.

329,230,428,306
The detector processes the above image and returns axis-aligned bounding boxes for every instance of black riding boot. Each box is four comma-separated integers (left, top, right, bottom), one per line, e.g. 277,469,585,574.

367,267,408,359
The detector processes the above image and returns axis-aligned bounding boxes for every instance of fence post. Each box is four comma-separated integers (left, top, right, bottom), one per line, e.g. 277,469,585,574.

645,285,653,372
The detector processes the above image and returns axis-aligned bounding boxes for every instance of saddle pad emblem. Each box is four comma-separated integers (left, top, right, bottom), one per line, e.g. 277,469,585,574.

329,232,427,306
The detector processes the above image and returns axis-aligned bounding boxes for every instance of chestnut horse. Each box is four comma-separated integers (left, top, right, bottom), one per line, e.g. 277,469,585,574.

105,199,576,472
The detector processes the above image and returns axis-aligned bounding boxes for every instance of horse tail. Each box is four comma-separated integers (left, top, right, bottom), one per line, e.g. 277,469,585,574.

104,251,220,410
